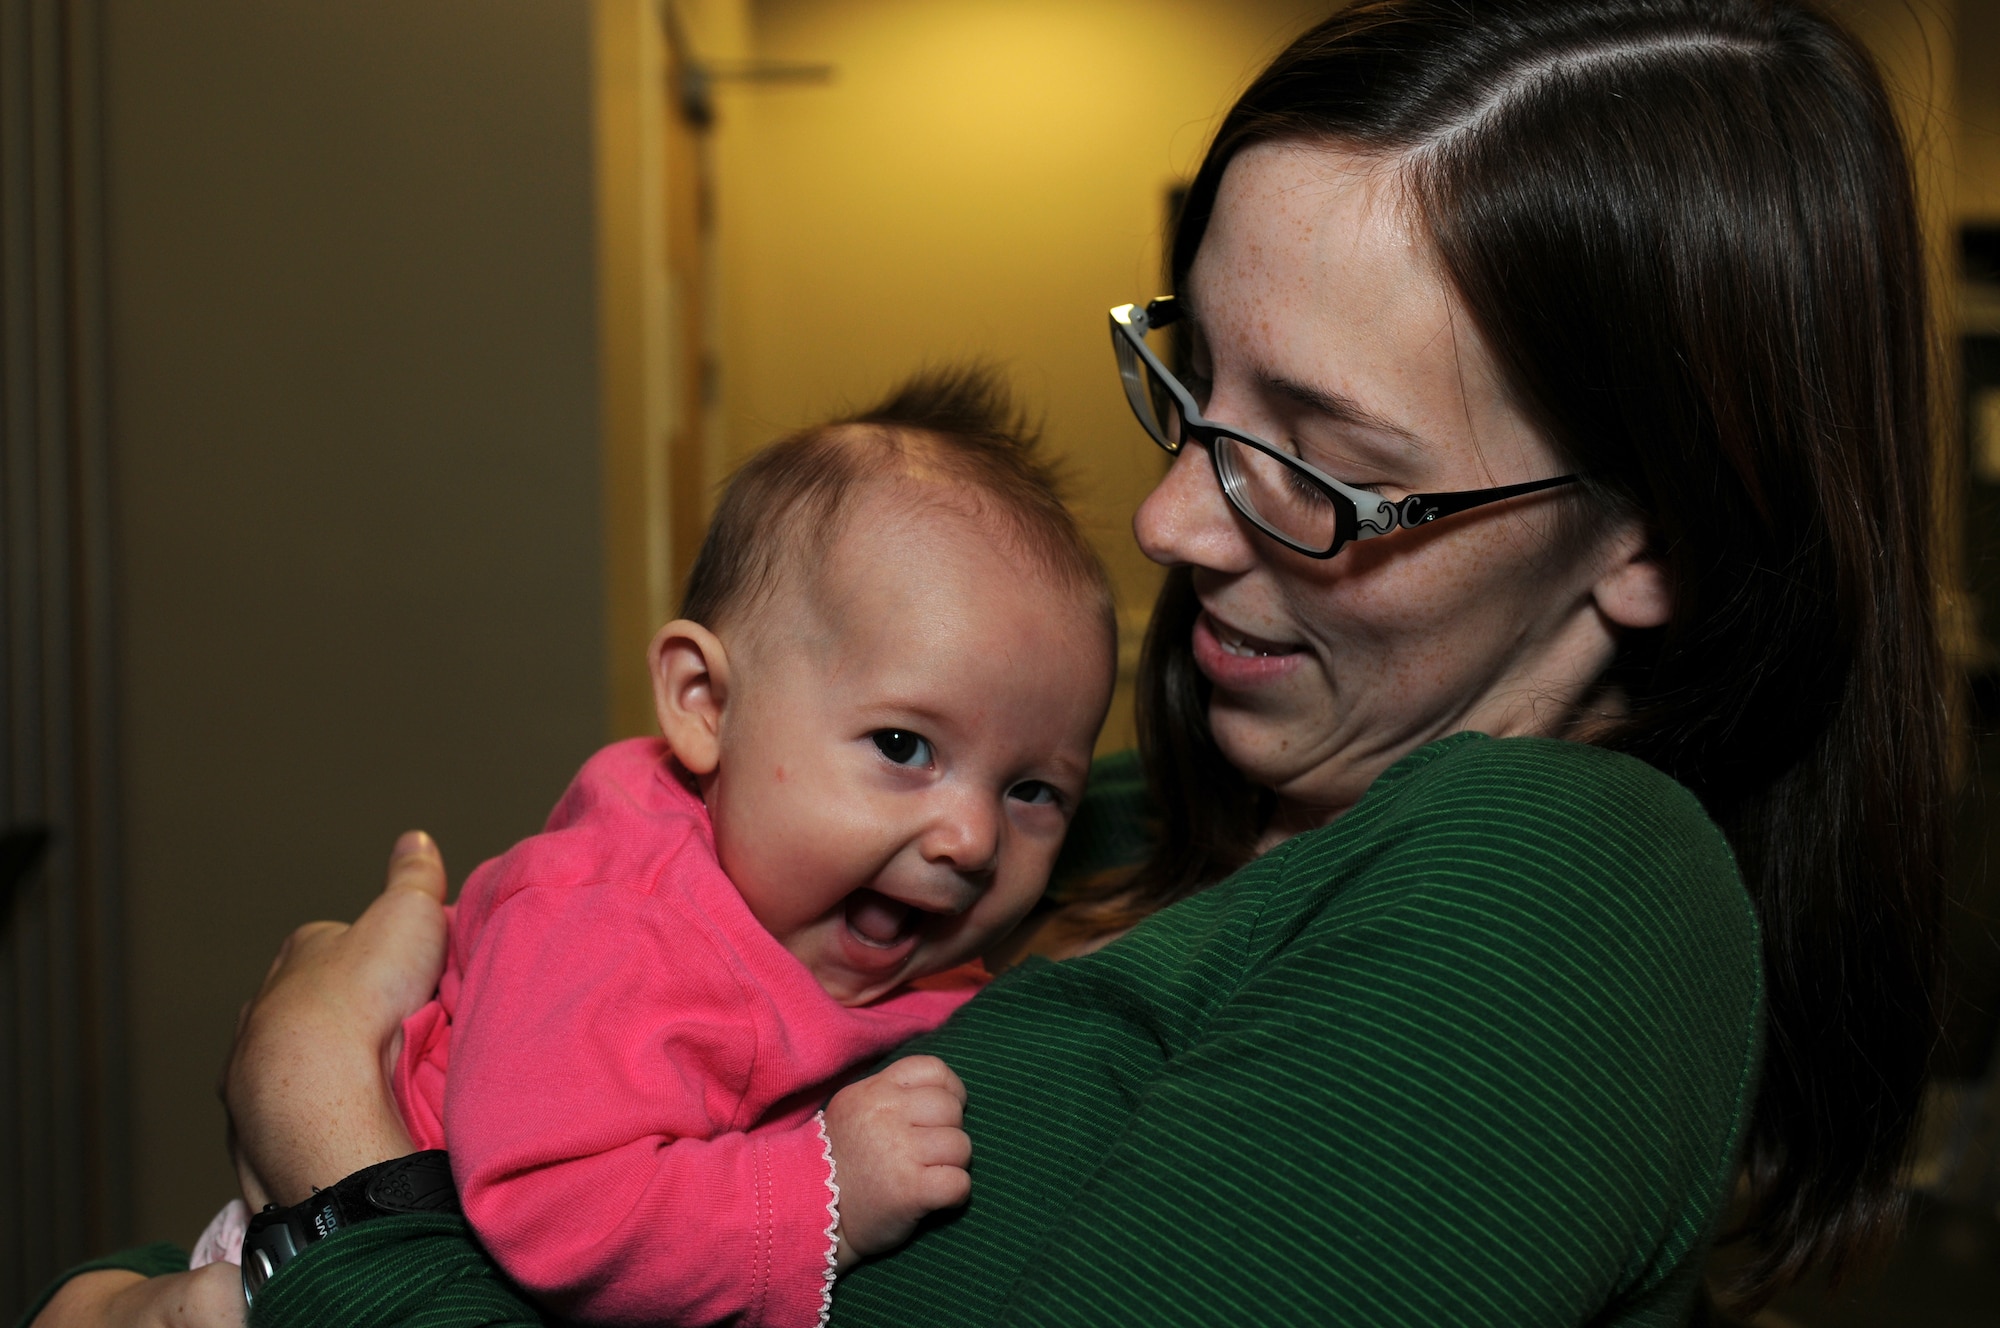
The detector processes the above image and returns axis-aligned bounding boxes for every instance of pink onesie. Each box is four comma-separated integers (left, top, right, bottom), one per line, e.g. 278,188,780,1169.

393,738,984,1327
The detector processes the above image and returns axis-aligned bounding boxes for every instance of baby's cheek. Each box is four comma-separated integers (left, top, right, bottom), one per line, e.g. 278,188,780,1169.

989,840,1065,926
718,818,824,935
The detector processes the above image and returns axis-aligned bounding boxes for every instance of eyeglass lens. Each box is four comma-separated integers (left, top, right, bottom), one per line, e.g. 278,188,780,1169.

1212,439,1343,553
1127,339,1344,554
1125,346,1189,449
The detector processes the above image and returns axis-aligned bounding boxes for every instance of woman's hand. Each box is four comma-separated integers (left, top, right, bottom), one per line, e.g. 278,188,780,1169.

31,1265,242,1328
223,831,449,1207
28,835,448,1328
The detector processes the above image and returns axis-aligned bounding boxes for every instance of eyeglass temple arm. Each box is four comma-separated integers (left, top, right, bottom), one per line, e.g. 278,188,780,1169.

1395,475,1578,529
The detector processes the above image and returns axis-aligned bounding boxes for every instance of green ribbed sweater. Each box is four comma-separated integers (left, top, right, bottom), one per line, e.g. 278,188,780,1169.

23,734,1760,1328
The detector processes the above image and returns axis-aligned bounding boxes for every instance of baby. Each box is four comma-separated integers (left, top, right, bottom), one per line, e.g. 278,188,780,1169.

287,374,1112,1327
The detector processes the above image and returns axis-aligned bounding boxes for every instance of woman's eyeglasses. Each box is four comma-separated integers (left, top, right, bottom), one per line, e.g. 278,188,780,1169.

1110,297,1578,558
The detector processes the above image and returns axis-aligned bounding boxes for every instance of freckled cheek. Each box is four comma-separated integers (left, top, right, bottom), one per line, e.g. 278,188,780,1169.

1275,539,1520,697
1392,534,1552,680
1377,526,1527,618
1275,559,1441,651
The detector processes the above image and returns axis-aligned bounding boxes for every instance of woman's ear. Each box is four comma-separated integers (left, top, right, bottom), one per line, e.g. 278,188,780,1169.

650,619,732,775
1591,523,1672,630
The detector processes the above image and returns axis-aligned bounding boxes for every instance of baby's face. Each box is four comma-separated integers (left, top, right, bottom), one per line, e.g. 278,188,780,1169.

707,492,1114,1005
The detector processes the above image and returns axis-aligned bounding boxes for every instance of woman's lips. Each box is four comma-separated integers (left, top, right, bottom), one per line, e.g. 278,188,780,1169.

1191,610,1305,688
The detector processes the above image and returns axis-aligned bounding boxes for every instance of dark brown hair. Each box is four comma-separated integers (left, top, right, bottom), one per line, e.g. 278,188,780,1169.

1111,0,1946,1306
681,364,1114,639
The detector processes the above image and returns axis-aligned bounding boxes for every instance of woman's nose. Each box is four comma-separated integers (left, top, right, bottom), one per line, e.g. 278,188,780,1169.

921,792,1000,882
1134,441,1258,572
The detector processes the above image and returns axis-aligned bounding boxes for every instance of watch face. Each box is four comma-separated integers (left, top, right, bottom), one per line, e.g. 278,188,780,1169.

241,1246,276,1305
240,1208,303,1307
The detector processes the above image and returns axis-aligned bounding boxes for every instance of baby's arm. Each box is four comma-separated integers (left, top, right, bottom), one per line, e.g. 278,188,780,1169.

444,875,848,1328
822,1056,971,1269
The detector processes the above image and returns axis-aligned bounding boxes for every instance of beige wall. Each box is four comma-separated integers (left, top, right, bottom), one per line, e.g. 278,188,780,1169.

713,0,1333,749
101,1,607,1244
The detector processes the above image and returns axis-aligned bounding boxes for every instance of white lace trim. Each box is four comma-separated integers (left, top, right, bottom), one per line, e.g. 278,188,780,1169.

814,1110,841,1328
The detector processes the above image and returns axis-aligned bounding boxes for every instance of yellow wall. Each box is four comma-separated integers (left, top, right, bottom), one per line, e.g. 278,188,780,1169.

1960,0,2000,221
710,0,1333,750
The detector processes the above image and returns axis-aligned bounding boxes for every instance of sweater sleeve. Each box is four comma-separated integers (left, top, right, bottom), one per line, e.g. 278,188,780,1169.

14,1244,189,1328
988,743,1760,1326
443,874,837,1328
248,1216,544,1328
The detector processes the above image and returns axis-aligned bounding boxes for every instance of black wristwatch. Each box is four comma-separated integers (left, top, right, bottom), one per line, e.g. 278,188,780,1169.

241,1150,460,1306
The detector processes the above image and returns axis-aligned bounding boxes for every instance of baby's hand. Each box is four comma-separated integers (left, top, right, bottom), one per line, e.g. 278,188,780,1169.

823,1055,970,1269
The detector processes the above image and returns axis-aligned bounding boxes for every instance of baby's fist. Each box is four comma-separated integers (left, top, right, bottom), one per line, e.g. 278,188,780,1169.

823,1055,971,1268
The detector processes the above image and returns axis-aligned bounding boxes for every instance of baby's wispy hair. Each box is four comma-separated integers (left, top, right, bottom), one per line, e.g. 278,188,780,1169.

680,365,1115,643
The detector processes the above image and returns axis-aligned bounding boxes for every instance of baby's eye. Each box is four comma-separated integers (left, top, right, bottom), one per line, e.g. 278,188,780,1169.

1008,780,1060,807
871,729,934,767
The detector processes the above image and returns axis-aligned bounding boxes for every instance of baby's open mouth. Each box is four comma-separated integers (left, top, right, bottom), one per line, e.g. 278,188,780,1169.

844,888,921,948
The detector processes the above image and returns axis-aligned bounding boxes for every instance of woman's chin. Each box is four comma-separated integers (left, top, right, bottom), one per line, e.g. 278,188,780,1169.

1206,705,1302,789
1206,703,1377,823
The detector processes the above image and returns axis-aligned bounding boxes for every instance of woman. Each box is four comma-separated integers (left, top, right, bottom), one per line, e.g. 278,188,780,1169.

34,0,1944,1322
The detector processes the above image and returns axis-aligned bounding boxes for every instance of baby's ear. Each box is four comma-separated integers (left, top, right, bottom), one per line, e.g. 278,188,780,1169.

650,619,730,775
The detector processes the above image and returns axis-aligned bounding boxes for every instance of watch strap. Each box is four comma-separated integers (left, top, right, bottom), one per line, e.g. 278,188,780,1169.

241,1150,459,1305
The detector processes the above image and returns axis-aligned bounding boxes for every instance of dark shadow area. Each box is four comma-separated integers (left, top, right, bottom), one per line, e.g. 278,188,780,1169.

1757,1199,2000,1328
0,828,49,917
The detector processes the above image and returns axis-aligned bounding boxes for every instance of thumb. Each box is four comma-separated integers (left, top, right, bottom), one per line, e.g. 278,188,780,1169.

337,830,451,1024
385,830,447,903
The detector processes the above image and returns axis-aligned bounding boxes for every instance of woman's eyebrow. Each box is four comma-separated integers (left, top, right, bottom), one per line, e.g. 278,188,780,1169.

1260,370,1430,453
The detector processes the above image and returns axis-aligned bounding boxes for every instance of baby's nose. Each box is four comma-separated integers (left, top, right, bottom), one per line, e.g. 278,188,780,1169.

920,795,1000,881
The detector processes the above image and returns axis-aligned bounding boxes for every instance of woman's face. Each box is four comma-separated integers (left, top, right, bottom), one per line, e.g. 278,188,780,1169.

1134,142,1663,837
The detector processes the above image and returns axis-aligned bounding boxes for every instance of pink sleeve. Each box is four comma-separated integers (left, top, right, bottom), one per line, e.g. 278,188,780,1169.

444,872,837,1328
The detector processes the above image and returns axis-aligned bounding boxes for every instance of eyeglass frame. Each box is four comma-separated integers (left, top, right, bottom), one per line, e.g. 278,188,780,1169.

1111,296,1579,559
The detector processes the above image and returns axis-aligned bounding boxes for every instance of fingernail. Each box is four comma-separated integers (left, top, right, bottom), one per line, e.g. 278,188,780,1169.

393,830,433,858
